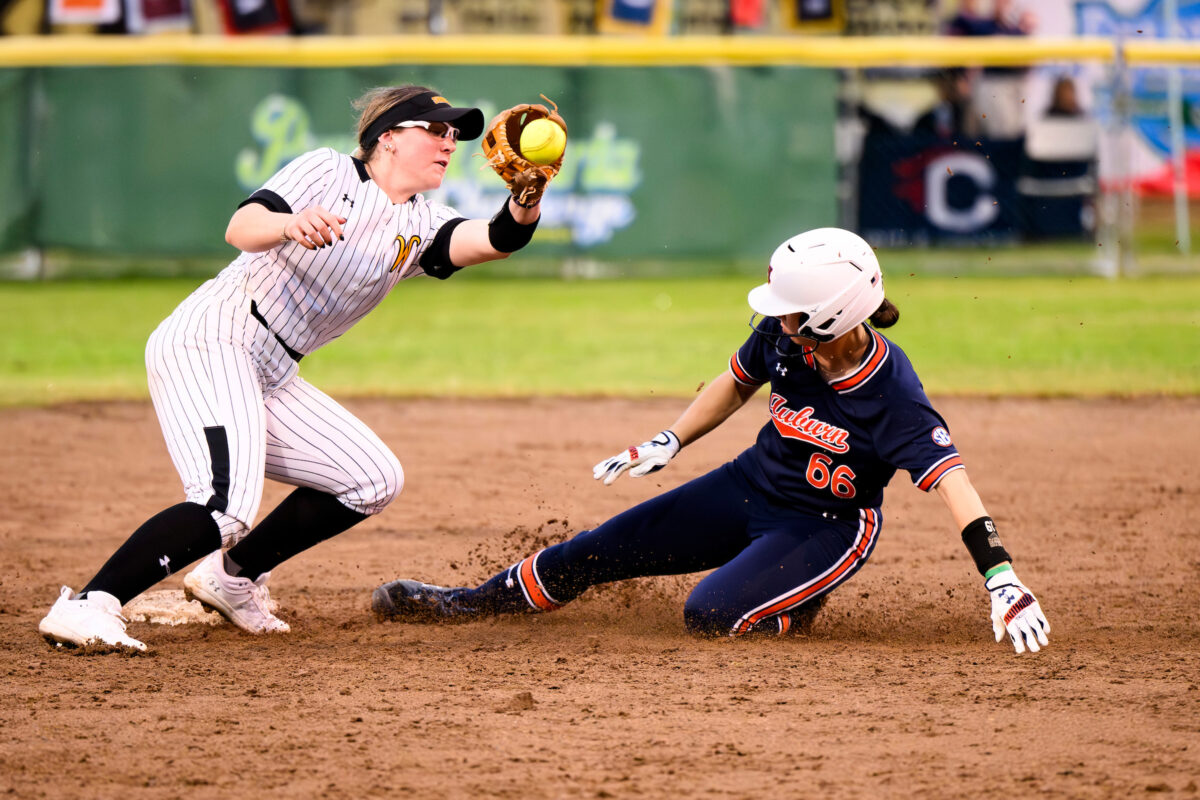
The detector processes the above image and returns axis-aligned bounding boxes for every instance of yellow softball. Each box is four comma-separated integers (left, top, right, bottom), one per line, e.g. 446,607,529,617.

519,119,566,166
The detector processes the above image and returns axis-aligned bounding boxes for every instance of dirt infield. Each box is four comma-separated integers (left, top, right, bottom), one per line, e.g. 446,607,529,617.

2,396,1198,799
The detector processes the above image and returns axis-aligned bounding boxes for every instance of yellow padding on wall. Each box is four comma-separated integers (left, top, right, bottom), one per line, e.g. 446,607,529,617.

0,34,1193,68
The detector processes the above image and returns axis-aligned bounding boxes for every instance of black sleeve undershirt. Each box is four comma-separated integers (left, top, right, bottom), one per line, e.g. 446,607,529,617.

237,189,292,214
241,189,464,280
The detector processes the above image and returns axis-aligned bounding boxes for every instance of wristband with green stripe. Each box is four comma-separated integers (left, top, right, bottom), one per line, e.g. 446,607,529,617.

984,563,1013,579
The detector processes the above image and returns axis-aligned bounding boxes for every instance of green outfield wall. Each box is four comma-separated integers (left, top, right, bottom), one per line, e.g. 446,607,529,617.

0,64,837,263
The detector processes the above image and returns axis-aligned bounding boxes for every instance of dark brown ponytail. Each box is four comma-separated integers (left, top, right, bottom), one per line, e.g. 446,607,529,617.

869,298,899,329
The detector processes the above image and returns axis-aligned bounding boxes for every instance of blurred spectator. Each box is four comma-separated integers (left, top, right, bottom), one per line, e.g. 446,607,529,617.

993,0,1034,36
1019,77,1098,239
946,0,998,36
947,0,1033,37
857,104,900,138
1045,76,1085,118
944,0,1034,140
913,68,979,139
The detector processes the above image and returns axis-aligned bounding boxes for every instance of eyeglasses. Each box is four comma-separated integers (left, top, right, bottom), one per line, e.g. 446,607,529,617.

394,120,460,142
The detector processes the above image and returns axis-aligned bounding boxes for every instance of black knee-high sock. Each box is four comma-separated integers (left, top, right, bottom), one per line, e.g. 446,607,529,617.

225,487,367,580
464,568,532,614
82,502,222,605
463,543,590,614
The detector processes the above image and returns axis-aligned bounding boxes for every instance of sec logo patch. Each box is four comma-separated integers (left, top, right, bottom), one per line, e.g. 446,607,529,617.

931,427,952,447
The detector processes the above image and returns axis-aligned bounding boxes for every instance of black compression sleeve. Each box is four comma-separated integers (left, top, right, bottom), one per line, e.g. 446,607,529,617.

487,199,539,253
419,217,467,280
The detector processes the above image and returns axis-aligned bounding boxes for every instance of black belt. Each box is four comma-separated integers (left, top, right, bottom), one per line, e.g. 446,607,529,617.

249,301,304,362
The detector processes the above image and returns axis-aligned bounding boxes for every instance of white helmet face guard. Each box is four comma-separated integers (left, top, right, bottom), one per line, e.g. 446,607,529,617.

747,227,885,344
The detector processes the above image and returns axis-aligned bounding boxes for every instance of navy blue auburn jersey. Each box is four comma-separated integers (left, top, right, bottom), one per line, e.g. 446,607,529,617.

728,319,963,515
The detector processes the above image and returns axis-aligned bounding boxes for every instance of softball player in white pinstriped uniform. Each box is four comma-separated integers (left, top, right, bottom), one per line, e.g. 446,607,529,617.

40,85,552,652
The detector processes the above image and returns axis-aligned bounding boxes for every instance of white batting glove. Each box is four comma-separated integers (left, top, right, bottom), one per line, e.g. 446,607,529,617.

593,430,681,486
985,568,1050,654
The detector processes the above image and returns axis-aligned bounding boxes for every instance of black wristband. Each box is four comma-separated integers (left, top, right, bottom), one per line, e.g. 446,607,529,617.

487,199,539,253
961,516,1012,576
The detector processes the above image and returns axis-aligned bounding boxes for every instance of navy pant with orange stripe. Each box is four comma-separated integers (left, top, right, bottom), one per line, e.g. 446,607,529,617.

469,462,882,637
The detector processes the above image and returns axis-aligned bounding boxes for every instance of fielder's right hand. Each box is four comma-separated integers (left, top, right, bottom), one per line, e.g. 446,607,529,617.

985,568,1050,654
593,430,680,486
282,206,346,250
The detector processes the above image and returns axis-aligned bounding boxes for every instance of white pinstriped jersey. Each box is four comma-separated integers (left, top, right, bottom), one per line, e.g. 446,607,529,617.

141,146,459,540
214,147,461,357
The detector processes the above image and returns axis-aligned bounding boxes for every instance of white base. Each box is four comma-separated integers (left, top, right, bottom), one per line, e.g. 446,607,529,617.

123,589,224,626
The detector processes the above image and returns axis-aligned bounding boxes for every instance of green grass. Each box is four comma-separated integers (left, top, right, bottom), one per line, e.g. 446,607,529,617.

0,273,1197,407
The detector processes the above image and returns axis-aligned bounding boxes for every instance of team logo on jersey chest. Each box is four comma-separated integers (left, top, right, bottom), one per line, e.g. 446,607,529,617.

390,235,422,272
768,394,850,453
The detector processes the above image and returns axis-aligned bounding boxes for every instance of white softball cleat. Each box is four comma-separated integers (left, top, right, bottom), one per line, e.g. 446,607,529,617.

38,586,147,652
183,551,290,634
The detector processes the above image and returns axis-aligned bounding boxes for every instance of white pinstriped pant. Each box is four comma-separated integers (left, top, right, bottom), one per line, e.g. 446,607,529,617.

145,278,403,546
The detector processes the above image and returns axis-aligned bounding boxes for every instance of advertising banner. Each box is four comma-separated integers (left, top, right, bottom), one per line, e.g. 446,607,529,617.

857,132,1093,244
125,0,194,33
0,71,32,253
598,0,671,34
48,0,122,25
0,64,837,262
860,135,1021,244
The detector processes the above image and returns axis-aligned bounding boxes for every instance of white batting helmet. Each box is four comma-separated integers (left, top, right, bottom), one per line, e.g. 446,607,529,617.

747,228,884,343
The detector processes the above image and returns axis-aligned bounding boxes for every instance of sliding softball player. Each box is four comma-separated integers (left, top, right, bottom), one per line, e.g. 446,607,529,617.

39,86,566,651
374,228,1050,654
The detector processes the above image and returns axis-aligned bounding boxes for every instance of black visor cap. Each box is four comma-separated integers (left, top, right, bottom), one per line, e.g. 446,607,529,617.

359,91,485,146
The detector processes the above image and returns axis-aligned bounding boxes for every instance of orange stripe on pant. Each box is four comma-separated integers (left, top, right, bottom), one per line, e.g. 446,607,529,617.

518,550,563,611
733,508,880,635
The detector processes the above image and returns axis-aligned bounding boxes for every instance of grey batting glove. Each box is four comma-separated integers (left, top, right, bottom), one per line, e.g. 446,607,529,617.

985,567,1050,654
593,430,681,486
